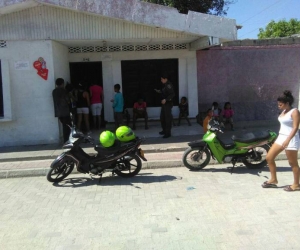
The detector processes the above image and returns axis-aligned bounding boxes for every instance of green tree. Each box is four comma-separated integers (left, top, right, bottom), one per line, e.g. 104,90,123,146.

258,19,300,39
142,0,235,15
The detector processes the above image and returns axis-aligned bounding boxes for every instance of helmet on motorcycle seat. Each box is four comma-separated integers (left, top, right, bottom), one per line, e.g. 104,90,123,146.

116,126,135,142
99,130,115,147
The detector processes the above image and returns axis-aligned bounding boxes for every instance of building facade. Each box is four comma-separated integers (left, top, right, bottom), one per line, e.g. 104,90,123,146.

0,0,237,146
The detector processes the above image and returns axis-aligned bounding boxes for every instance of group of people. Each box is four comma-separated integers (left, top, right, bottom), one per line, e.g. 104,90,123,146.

202,101,234,133
52,78,104,142
52,74,179,142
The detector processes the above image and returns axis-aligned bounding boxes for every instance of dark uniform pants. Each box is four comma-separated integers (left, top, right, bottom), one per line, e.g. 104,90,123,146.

59,116,72,143
160,102,173,135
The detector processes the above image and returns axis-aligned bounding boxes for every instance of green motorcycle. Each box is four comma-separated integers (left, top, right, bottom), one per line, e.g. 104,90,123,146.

182,120,277,171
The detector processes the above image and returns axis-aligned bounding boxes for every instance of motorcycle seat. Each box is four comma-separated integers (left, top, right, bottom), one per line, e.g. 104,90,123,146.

232,130,270,143
216,134,235,149
94,139,135,154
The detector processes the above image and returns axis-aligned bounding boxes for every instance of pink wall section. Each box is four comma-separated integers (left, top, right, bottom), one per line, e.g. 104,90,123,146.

197,45,300,122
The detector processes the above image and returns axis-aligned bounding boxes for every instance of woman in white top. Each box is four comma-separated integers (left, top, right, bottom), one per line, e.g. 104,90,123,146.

262,90,300,191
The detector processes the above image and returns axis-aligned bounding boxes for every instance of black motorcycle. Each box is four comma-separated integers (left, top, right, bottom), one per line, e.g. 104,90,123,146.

47,126,147,183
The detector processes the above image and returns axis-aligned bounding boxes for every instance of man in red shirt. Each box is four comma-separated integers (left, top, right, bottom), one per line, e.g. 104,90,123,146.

132,98,148,130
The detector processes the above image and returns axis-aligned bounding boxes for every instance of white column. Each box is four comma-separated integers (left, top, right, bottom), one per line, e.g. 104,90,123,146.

187,57,198,117
102,60,122,122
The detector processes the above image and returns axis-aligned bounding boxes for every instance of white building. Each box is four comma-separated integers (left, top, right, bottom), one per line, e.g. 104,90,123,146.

0,0,237,146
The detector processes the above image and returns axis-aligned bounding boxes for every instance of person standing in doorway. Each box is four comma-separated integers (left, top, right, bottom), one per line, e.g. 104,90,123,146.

111,84,124,129
52,78,72,143
89,82,103,129
155,73,175,138
262,90,300,191
76,83,91,134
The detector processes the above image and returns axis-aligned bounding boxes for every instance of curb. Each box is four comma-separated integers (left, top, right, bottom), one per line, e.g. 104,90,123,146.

0,160,184,179
0,146,187,163
0,153,291,180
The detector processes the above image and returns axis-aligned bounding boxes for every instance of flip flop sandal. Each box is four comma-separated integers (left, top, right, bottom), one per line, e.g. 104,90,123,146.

283,186,300,192
261,181,277,188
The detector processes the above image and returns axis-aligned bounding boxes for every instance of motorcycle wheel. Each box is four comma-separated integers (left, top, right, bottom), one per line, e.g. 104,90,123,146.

47,159,75,183
242,145,270,169
182,147,211,171
114,154,142,178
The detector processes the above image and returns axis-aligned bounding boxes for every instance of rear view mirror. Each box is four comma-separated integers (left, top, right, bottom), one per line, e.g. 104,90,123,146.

70,127,84,138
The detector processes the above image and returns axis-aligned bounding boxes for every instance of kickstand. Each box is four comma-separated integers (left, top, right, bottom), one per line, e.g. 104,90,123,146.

230,161,237,174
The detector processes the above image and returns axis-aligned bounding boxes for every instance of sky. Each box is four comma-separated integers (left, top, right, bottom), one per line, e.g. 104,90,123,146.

226,0,300,39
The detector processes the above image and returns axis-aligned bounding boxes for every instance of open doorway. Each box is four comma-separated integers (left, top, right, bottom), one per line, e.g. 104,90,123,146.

69,62,104,129
69,62,103,87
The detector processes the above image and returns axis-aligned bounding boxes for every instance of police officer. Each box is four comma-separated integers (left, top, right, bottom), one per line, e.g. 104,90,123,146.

155,74,175,138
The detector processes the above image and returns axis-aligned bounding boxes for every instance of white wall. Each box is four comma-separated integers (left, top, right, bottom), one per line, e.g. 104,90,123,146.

52,41,70,142
0,40,57,146
69,49,198,122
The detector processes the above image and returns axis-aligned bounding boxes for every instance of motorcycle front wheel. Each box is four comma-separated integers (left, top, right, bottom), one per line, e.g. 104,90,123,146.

114,154,142,177
242,145,270,169
47,159,75,183
182,147,211,171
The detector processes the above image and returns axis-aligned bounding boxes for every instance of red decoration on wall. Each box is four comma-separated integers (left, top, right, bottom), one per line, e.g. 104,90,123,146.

33,57,48,80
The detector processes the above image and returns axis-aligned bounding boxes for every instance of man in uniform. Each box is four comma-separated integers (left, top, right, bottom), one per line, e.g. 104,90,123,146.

155,74,175,138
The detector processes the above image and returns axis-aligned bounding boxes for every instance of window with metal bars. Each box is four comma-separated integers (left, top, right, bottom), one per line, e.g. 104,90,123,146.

68,43,188,53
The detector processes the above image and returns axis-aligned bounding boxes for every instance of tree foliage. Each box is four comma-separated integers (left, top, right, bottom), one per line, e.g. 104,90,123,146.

258,19,300,39
142,0,235,15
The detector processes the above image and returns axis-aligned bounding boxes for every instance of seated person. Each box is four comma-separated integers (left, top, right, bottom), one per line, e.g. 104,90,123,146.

221,102,234,130
132,98,148,130
203,109,213,133
177,96,191,126
211,102,222,122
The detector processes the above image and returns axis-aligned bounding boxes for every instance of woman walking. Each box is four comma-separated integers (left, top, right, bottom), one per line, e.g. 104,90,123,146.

262,90,300,191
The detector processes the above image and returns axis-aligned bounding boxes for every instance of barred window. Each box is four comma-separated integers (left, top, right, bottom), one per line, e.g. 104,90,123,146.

68,43,188,53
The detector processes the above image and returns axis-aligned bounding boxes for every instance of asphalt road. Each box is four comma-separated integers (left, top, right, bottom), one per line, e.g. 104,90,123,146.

1,160,299,250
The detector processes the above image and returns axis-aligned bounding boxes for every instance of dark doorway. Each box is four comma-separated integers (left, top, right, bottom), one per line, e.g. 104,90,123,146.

69,62,103,88
0,61,3,117
69,62,104,128
121,59,179,108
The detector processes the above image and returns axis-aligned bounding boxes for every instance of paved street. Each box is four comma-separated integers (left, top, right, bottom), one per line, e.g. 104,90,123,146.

1,160,300,250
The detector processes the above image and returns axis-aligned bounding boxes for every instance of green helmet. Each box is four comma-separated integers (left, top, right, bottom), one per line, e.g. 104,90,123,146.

99,130,115,147
116,126,136,142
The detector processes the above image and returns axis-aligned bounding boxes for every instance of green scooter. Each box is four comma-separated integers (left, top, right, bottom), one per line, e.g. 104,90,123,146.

182,119,277,171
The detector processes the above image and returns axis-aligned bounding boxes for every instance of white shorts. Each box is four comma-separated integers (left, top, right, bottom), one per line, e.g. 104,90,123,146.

77,107,89,114
91,103,102,116
275,133,300,151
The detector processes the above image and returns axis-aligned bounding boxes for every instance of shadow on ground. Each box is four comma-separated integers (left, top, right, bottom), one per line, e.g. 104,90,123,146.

53,173,182,188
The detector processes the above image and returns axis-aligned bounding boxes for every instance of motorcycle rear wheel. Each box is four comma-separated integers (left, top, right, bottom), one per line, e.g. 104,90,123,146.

182,147,211,171
47,159,75,183
242,145,269,169
114,154,142,177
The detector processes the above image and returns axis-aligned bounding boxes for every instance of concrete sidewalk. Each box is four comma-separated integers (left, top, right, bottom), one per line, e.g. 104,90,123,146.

0,122,295,179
